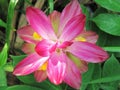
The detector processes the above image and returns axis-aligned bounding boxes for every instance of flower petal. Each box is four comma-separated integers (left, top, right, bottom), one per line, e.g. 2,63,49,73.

34,70,47,82
58,0,82,35
49,11,61,35
13,53,49,76
22,43,35,54
17,25,37,44
67,41,109,63
35,40,56,57
59,14,86,41
79,30,98,44
63,56,81,89
47,52,66,85
26,7,57,40
67,52,88,73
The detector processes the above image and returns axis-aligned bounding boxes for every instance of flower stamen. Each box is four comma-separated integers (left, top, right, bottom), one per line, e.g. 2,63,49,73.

39,61,48,71
33,32,42,40
75,36,86,42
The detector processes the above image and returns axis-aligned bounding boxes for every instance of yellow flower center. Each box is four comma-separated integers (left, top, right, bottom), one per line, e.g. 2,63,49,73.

75,36,86,42
33,32,42,40
39,61,48,71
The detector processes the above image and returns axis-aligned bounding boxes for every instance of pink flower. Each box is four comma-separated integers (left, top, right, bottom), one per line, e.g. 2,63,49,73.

13,0,109,89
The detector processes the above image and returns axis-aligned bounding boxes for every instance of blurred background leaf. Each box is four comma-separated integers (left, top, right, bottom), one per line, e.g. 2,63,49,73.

95,0,120,12
6,85,43,90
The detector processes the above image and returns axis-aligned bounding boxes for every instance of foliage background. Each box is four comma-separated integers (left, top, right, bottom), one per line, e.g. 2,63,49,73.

0,0,120,90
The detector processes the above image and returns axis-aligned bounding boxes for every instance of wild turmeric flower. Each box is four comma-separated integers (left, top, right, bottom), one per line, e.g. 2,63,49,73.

13,0,108,89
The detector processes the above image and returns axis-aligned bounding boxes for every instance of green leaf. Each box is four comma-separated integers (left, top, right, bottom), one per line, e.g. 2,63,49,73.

103,55,120,77
89,55,120,84
0,86,7,90
92,14,120,36
0,44,8,66
48,0,54,13
95,0,120,12
3,63,14,72
17,75,61,90
0,19,6,28
6,0,18,47
0,67,7,86
100,84,118,90
80,63,95,90
6,85,43,90
82,64,101,90
103,47,120,52
89,75,120,84
11,55,26,67
92,64,101,80
81,5,91,30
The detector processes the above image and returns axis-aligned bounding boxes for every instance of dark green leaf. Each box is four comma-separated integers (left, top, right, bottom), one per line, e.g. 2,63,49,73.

81,5,90,30
82,64,101,90
92,64,101,80
89,75,120,84
93,14,120,36
100,84,118,90
6,85,43,90
89,55,120,84
80,63,95,90
95,0,120,12
17,75,61,90
0,19,6,28
0,86,7,90
11,55,26,67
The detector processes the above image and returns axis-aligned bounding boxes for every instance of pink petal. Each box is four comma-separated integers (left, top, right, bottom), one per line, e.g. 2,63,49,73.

59,14,86,41
63,56,81,89
35,40,56,57
67,41,109,63
13,53,49,76
49,11,61,35
22,43,35,54
17,25,37,44
58,0,82,35
26,7,57,40
80,30,98,44
67,53,88,73
34,70,47,82
78,60,88,73
58,41,73,49
47,52,66,85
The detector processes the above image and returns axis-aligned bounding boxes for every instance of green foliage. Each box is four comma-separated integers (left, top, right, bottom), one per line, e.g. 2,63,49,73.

0,44,8,66
0,19,6,28
11,55,26,67
6,85,43,90
95,0,120,12
80,63,95,90
0,67,7,86
89,55,120,89
6,0,18,47
48,0,54,13
92,14,120,36
103,47,120,52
